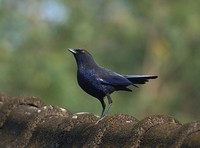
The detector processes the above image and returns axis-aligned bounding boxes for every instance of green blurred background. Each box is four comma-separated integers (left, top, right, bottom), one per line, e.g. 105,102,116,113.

0,0,200,123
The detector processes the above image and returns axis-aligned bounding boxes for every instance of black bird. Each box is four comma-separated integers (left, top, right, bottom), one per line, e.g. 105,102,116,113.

68,48,158,118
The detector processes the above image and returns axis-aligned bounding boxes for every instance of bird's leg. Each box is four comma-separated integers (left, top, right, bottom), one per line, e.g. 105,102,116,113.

103,94,113,117
99,99,106,118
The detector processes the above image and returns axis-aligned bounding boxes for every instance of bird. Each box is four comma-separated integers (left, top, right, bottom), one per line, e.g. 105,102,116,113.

68,48,158,118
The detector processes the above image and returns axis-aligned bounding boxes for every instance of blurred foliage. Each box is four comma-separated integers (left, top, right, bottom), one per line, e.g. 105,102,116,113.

0,0,200,123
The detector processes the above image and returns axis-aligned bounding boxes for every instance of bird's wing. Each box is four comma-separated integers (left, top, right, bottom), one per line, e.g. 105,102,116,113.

124,75,158,84
97,69,133,86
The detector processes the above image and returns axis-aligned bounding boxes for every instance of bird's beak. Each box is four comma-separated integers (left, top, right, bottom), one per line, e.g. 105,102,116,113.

68,48,77,54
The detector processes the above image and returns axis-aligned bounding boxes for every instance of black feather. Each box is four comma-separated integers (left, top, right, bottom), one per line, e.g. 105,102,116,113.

124,75,158,84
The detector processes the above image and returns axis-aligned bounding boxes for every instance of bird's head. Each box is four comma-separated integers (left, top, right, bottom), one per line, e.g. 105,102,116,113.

68,48,91,55
68,48,97,68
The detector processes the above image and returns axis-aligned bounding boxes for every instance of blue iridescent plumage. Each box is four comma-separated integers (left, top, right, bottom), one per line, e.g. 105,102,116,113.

68,48,158,118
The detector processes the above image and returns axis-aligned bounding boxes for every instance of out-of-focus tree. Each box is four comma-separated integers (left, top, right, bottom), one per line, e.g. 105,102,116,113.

0,0,200,122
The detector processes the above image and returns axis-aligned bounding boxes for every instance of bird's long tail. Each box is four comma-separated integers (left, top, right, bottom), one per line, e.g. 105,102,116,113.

124,75,158,84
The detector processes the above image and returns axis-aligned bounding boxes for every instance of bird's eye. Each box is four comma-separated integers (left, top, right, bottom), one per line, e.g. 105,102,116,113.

80,50,85,53
76,49,85,54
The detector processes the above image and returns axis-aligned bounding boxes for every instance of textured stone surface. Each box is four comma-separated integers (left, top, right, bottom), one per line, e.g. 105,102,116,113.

0,93,200,148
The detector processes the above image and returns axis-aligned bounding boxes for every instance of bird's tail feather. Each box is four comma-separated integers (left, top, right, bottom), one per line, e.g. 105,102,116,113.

124,75,158,84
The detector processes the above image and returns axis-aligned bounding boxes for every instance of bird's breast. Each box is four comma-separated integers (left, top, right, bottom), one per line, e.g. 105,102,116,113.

77,69,106,98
